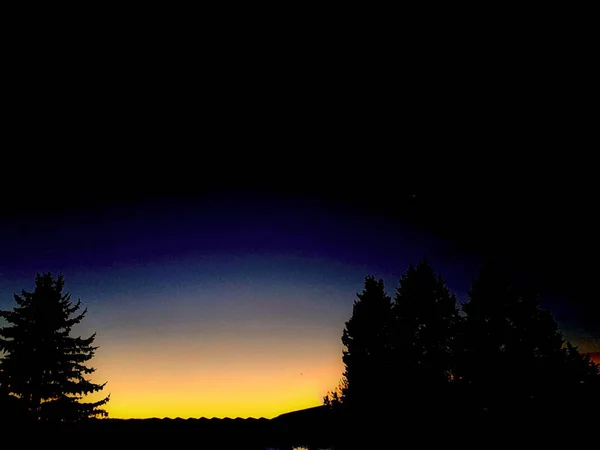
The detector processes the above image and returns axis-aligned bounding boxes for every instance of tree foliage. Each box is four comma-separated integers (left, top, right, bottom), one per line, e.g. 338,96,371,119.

326,259,600,423
328,262,461,416
323,377,347,412
390,259,460,408
0,273,109,422
337,276,392,412
455,260,600,414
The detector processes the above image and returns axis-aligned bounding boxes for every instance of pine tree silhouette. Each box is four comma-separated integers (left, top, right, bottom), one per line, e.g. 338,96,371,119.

390,259,460,416
340,276,392,413
457,261,600,418
557,341,600,415
0,273,109,422
326,260,600,446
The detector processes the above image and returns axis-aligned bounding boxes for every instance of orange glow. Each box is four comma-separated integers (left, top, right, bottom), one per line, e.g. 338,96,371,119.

83,325,344,419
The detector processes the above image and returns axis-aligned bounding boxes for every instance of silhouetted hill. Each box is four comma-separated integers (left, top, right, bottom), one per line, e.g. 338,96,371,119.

273,404,328,422
270,405,334,448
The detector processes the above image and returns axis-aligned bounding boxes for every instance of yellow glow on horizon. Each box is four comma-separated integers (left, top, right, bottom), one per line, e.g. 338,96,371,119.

83,327,345,419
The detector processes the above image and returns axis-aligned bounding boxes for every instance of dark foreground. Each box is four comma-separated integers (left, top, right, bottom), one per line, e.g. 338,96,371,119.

6,405,599,449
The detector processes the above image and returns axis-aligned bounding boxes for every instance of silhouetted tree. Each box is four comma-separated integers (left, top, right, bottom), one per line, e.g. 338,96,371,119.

456,261,600,416
322,276,393,447
337,276,392,413
0,273,109,422
556,341,600,412
327,260,600,446
389,259,460,414
562,341,600,383
323,377,347,411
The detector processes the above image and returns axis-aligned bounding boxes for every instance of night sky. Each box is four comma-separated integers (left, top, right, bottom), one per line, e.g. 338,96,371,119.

1,188,597,419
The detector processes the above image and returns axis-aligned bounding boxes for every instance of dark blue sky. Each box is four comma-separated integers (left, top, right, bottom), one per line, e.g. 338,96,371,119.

0,192,463,279
1,190,596,339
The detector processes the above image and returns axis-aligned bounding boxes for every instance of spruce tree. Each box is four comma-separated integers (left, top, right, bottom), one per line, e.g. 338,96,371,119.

390,259,460,413
458,262,540,413
457,261,600,416
556,341,600,414
339,276,392,412
0,273,109,422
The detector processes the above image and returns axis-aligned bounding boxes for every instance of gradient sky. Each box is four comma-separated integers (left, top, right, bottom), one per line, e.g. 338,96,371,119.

0,191,597,418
